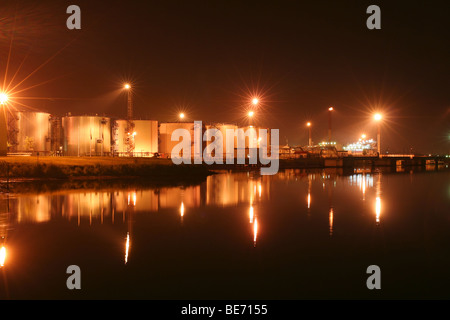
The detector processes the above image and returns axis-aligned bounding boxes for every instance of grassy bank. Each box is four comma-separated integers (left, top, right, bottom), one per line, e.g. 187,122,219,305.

0,156,213,182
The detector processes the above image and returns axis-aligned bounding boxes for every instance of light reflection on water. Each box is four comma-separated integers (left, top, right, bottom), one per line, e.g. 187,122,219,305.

0,168,444,234
0,166,449,299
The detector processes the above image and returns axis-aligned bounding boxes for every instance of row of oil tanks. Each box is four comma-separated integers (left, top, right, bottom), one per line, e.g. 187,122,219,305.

6,111,267,158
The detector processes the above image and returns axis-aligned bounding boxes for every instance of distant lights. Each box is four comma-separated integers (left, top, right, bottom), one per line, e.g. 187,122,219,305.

124,84,131,90
319,141,337,146
343,139,375,151
252,98,259,105
374,113,382,121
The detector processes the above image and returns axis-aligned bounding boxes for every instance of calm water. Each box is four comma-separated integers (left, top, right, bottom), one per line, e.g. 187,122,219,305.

0,166,449,299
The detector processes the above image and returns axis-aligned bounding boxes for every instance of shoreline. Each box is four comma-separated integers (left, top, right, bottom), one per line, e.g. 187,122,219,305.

0,156,448,184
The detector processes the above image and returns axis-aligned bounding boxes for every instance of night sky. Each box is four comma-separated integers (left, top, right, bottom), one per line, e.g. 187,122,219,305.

1,0,449,154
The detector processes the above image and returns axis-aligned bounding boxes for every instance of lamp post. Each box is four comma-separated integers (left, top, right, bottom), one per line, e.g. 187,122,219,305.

0,92,9,156
306,122,312,147
248,98,258,126
374,113,382,157
248,110,254,126
328,107,333,143
124,84,134,155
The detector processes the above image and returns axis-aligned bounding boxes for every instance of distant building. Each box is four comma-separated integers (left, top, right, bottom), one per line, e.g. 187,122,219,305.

343,138,377,155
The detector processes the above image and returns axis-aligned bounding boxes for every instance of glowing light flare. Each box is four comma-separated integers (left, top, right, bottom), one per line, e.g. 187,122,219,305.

248,111,254,117
124,84,131,89
179,113,185,119
328,107,334,111
252,98,259,105
0,246,6,267
0,92,8,104
361,134,367,139
124,233,130,264
306,122,311,127
307,193,311,209
374,113,382,121
133,192,137,206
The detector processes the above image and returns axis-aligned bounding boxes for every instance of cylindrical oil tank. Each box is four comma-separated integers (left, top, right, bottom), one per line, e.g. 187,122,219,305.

11,111,51,154
62,115,111,156
159,122,206,158
205,123,238,160
112,119,158,156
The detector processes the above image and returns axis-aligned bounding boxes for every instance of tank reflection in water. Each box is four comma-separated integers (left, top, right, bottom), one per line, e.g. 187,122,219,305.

0,167,449,299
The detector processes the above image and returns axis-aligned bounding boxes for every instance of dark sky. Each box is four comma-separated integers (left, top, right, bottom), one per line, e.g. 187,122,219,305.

0,0,449,154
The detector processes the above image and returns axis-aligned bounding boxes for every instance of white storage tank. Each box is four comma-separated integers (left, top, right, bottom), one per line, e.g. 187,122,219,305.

62,115,111,156
10,111,51,154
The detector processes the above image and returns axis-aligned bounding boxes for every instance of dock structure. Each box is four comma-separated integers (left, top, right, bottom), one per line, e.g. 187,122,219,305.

277,154,449,170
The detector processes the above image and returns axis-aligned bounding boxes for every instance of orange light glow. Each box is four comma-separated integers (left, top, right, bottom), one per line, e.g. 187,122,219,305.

124,84,131,89
375,197,381,223
374,113,382,121
179,113,185,119
124,233,130,264
0,92,8,104
180,202,185,217
0,246,6,267
253,218,258,247
306,122,311,127
248,111,254,117
252,98,259,105
328,107,334,111
249,205,254,223
329,208,334,236
307,193,311,209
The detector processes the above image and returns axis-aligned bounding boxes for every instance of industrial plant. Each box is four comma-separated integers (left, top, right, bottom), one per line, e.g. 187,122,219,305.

4,110,274,159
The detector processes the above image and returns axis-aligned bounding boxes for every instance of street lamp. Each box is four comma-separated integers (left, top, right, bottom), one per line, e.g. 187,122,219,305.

374,113,382,157
123,84,134,155
247,110,255,126
306,122,312,147
179,113,185,120
328,106,334,142
0,92,8,156
252,98,259,106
